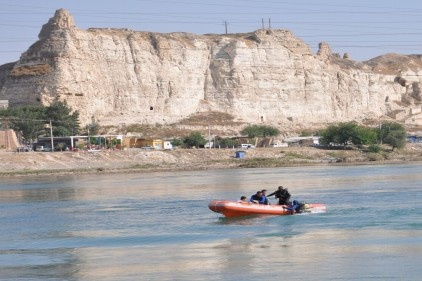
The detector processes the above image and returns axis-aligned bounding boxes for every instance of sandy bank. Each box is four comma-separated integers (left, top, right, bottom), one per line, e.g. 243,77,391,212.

1,145,421,177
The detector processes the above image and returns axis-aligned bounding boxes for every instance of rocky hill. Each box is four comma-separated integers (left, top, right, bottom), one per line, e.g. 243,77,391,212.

0,9,421,133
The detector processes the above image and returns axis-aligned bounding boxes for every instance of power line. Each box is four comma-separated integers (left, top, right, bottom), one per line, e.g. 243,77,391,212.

0,1,421,63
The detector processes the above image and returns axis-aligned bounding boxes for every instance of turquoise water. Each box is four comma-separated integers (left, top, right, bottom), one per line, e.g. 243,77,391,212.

0,163,421,280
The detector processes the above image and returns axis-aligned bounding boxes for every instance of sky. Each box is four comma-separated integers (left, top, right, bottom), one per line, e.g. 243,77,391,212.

0,0,421,65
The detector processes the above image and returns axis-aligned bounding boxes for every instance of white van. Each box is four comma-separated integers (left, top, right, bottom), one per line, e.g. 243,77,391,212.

163,141,173,150
239,144,255,149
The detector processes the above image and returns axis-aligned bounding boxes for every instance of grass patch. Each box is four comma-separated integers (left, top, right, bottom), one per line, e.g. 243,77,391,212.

327,151,347,159
283,151,315,160
128,163,158,169
178,111,242,126
237,157,316,168
0,168,93,177
365,153,384,161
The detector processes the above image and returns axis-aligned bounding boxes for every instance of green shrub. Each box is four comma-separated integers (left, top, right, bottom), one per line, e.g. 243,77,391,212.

367,144,381,153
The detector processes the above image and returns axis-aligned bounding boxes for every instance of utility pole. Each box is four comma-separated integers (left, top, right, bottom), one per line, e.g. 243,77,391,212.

88,128,91,149
262,18,265,29
50,119,54,152
208,124,211,149
268,18,272,29
224,21,228,34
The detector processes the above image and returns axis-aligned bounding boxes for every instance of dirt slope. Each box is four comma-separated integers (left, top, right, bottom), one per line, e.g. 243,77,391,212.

1,145,421,177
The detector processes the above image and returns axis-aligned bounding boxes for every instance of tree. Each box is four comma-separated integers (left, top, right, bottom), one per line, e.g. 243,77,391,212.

380,122,406,150
240,125,280,138
83,117,101,136
351,126,378,146
45,100,80,136
171,138,184,147
261,125,280,137
183,131,206,148
335,122,359,146
240,124,280,146
0,100,80,141
241,124,262,138
320,122,378,147
320,124,339,146
320,122,357,146
0,105,46,142
215,137,237,148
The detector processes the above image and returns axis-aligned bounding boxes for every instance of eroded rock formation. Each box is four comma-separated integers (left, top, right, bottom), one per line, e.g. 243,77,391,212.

1,9,422,130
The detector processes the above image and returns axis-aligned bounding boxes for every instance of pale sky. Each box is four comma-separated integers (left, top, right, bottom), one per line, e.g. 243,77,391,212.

0,0,421,65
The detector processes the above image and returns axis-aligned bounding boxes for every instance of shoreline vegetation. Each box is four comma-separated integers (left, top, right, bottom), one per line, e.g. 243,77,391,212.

1,144,422,178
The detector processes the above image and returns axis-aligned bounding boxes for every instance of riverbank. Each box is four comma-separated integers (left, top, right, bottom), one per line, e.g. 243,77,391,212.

1,144,421,177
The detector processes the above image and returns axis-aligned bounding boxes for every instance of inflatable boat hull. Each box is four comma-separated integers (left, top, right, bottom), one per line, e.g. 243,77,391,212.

208,200,326,217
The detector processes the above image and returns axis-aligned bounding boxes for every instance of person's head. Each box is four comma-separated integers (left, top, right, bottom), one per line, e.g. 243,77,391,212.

240,196,247,201
256,191,262,196
261,189,267,194
278,186,283,190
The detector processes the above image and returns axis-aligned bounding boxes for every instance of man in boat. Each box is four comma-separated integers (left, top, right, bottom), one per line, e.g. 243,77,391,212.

237,196,248,204
249,191,264,204
260,189,270,205
267,186,291,205
286,200,300,214
284,200,311,214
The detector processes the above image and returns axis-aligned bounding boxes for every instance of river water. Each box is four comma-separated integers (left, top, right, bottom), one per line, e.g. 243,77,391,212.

0,163,421,281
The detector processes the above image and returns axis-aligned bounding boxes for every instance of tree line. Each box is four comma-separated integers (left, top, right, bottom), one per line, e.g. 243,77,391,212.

320,121,407,150
0,100,80,143
172,124,281,148
1,102,407,151
176,122,407,150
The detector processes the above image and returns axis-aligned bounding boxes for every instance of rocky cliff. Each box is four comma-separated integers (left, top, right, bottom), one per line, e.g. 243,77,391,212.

1,9,421,131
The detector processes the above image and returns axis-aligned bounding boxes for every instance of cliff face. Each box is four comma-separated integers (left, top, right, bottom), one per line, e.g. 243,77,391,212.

1,9,422,129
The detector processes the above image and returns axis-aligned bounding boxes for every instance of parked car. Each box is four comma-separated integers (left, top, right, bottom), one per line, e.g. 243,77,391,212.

16,146,32,152
35,146,52,152
204,142,213,148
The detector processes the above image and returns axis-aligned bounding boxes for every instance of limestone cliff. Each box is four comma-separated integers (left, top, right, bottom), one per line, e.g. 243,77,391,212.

1,9,422,130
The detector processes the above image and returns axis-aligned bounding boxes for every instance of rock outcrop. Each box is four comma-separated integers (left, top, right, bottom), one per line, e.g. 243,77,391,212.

1,9,422,130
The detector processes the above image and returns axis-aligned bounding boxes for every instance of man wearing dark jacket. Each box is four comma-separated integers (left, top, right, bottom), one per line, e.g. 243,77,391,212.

267,186,291,205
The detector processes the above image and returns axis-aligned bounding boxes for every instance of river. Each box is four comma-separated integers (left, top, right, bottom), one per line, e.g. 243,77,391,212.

0,163,421,280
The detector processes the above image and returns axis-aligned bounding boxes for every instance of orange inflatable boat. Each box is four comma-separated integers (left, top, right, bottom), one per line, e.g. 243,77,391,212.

208,200,327,218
